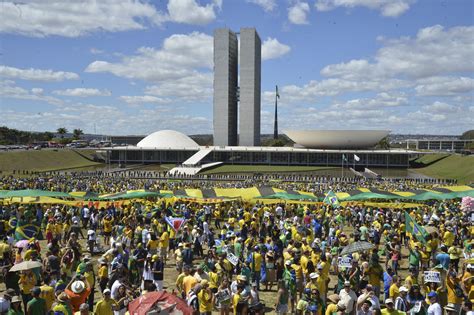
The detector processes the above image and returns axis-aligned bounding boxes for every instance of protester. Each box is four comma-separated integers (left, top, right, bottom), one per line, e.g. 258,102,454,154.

0,172,472,315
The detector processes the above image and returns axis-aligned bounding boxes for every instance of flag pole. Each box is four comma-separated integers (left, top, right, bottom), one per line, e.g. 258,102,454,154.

341,154,343,178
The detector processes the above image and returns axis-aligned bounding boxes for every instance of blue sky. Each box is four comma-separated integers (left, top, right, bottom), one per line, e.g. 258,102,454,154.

0,0,473,136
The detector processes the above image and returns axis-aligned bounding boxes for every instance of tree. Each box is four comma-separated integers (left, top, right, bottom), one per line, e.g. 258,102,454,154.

72,128,84,140
376,136,390,149
460,130,474,140
57,127,68,139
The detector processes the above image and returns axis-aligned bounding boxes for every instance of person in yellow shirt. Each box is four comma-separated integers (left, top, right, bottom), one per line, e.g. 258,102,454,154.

102,215,113,246
443,227,455,247
19,270,36,307
159,230,169,263
39,275,55,311
182,270,198,296
325,294,340,315
95,289,117,315
98,259,109,293
250,248,263,290
147,234,159,255
446,269,463,311
198,280,213,315
208,265,219,293
389,275,401,299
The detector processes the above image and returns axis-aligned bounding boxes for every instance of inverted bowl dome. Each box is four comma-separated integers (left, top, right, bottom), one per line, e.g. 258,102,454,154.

284,130,390,149
137,130,199,149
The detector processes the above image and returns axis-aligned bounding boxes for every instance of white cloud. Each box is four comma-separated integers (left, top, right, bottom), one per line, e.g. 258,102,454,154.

288,2,310,25
331,92,408,110
0,80,63,105
0,103,212,135
0,65,79,82
144,73,213,102
119,95,171,105
315,0,414,17
321,25,474,79
86,32,214,103
167,0,221,25
246,0,277,12
415,76,474,96
0,0,222,38
0,0,166,37
86,32,213,82
261,38,291,60
53,88,112,97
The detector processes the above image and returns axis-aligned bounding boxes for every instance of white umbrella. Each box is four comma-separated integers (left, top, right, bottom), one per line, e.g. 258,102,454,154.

9,260,42,272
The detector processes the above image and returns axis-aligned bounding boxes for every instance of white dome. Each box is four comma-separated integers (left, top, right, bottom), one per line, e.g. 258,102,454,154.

137,130,199,149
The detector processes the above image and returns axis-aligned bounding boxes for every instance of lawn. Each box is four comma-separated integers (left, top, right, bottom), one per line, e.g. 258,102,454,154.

411,153,449,165
413,154,474,184
200,164,337,174
0,149,103,172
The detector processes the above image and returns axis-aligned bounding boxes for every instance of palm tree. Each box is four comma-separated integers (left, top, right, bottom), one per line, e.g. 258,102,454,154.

73,128,84,140
57,127,68,139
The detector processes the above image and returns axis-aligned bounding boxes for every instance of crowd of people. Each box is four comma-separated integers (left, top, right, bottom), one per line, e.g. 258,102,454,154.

0,174,472,315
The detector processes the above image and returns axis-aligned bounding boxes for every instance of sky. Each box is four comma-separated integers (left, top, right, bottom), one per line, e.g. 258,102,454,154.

0,0,473,136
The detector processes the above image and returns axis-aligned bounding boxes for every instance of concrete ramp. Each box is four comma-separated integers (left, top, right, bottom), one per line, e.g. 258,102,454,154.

168,162,222,176
182,148,213,166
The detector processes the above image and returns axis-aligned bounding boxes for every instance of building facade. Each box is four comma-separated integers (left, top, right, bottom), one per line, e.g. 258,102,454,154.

239,28,261,146
213,28,238,146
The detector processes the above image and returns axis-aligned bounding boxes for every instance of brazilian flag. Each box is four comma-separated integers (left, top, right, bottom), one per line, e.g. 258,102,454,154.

323,190,340,208
10,218,41,241
404,211,428,244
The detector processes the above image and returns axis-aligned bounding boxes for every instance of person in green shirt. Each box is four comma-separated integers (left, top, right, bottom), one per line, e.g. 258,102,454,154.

8,296,24,315
409,245,421,272
26,287,46,315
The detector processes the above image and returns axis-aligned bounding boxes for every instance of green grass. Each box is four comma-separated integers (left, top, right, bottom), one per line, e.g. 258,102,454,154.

0,149,103,172
411,153,449,165
413,154,474,184
200,164,337,174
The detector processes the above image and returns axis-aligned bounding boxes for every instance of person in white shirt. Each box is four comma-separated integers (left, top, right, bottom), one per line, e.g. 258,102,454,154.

339,281,357,315
427,292,442,315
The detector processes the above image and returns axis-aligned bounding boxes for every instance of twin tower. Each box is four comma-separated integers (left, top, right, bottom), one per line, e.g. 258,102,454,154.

213,28,261,146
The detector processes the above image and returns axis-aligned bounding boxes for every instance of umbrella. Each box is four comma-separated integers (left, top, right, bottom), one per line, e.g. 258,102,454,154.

9,260,43,272
15,240,30,248
340,241,375,256
128,291,193,315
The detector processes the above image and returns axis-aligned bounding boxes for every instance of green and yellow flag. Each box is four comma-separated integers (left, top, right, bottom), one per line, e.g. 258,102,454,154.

324,190,340,208
404,211,428,244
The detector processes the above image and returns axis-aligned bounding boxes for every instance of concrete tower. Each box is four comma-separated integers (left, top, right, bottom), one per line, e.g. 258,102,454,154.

239,27,261,146
213,28,238,146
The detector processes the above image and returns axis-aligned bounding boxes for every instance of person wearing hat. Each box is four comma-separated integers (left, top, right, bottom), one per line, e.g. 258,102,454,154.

94,289,117,315
339,281,357,315
26,287,46,315
7,296,23,315
326,294,341,315
381,298,404,315
64,276,91,313
198,280,213,315
394,286,409,312
444,303,458,315
98,259,109,293
426,292,442,315
52,293,71,315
